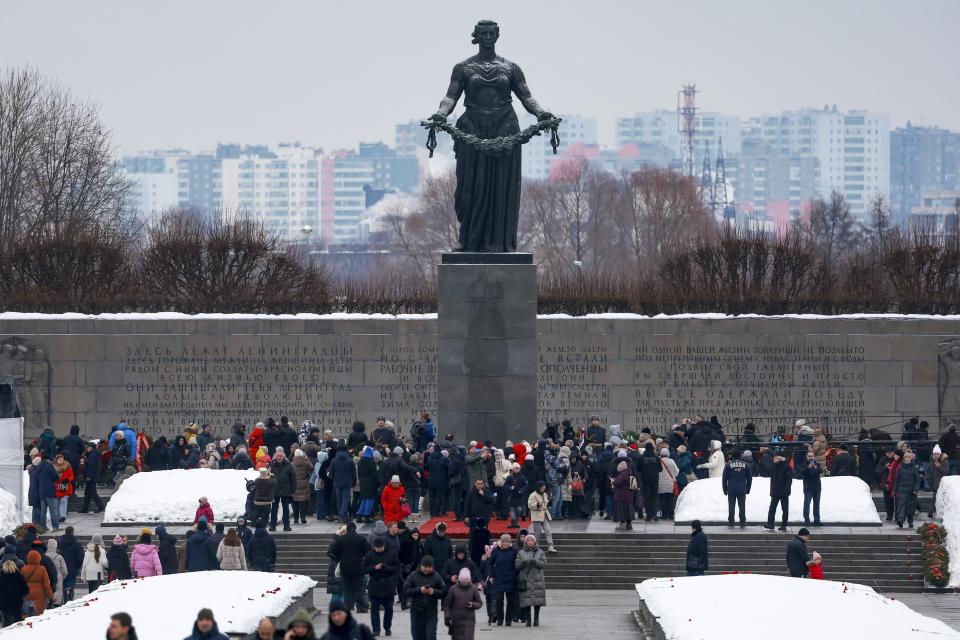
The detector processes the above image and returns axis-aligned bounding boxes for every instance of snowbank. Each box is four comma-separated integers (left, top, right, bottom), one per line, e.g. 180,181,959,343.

0,572,315,639
937,476,960,587
674,476,880,524
636,574,959,640
103,468,258,524
0,486,21,536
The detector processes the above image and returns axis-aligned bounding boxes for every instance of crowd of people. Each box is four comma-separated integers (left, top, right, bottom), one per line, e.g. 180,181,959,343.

12,412,957,637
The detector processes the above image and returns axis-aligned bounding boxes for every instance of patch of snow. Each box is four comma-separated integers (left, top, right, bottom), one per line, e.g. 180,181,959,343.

0,486,21,536
103,468,258,524
636,574,959,640
0,571,315,639
937,476,960,587
674,476,880,524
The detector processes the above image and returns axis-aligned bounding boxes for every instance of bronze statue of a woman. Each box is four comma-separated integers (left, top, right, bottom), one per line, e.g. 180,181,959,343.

426,20,555,253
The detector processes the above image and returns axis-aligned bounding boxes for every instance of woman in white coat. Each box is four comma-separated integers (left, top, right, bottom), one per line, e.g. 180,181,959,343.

216,528,248,570
80,533,109,592
697,441,725,479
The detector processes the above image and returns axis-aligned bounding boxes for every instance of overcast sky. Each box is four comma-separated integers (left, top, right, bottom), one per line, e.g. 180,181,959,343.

3,0,958,154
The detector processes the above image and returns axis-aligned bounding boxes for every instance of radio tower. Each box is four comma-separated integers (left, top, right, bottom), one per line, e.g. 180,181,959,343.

714,137,734,222
677,84,698,177
699,140,714,210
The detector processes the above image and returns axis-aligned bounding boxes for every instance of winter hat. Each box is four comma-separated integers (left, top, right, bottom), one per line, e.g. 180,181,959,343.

140,528,152,536
196,608,215,622
511,462,521,470
372,450,382,461
259,467,270,477
113,535,125,545
420,555,435,568
798,527,811,536
91,534,104,546
188,436,197,446
659,448,670,457
525,454,534,462
328,600,349,615
393,446,404,455
741,450,753,460
934,445,943,455
390,474,400,484
294,449,305,458
559,446,571,457
691,519,702,531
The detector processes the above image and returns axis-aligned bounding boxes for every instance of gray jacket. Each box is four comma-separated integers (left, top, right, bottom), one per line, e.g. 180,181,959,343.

515,546,546,608
894,462,921,494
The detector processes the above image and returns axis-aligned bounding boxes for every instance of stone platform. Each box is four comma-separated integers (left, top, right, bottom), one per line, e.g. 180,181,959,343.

437,254,537,445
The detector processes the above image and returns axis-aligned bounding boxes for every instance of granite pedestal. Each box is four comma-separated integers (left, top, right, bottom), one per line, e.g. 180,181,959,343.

437,253,537,445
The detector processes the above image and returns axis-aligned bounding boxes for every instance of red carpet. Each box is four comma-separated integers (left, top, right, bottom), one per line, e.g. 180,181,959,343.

417,512,531,538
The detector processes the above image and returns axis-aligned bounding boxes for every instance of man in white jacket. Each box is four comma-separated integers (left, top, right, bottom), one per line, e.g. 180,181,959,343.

697,441,725,478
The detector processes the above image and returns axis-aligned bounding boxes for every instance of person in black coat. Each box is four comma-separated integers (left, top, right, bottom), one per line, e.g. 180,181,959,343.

328,447,358,522
59,424,85,479
236,518,253,549
347,421,370,453
0,561,29,626
426,450,450,517
402,556,447,640
57,526,84,601
800,451,822,527
363,538,400,636
485,535,519,626
443,545,480,585
185,521,218,572
275,417,299,456
764,454,792,531
156,525,178,575
463,480,495,528
144,437,172,471
685,520,708,576
786,528,817,577
328,522,371,612
269,452,296,532
247,524,276,572
721,456,753,527
106,537,131,580
78,443,105,513
637,445,660,521
422,524,453,565
756,447,773,478
830,445,857,477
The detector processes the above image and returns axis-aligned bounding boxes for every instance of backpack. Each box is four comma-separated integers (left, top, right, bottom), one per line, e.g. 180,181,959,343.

410,421,425,441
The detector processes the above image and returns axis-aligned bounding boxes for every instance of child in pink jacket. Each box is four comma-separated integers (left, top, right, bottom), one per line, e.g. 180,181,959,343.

130,530,163,577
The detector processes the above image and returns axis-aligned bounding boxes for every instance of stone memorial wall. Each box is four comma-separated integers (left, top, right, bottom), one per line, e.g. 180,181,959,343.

1,315,957,441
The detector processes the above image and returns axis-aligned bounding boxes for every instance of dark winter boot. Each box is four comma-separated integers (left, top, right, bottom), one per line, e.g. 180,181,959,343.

534,607,540,627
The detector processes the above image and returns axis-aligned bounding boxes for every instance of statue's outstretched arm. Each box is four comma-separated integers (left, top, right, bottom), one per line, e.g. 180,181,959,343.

431,65,463,121
512,64,553,121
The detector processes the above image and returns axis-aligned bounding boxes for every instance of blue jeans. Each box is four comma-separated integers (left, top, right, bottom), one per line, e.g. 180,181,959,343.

31,504,42,526
41,497,60,530
411,612,437,640
803,490,821,525
335,487,352,520
315,491,327,519
407,486,421,516
548,485,563,518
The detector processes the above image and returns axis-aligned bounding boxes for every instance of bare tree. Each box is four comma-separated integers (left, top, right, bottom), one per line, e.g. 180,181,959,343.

0,67,129,248
615,167,711,272
864,194,892,245
805,191,861,265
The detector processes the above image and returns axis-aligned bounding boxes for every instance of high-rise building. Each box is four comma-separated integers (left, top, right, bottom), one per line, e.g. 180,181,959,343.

321,151,376,245
521,114,598,180
615,110,742,160
357,142,420,193
121,150,189,218
890,124,960,221
745,107,889,217
217,144,322,240
728,139,819,231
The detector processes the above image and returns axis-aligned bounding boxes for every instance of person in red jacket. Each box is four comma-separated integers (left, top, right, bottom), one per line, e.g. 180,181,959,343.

54,454,75,525
381,475,407,525
248,422,265,453
194,497,215,525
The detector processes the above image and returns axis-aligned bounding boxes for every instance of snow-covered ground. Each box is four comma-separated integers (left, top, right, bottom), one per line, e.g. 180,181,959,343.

937,476,960,587
0,486,21,537
103,468,258,524
0,572,315,639
674,476,880,524
636,574,959,640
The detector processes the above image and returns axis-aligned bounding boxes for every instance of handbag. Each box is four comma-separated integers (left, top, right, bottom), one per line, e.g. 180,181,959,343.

660,459,680,497
400,498,411,518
